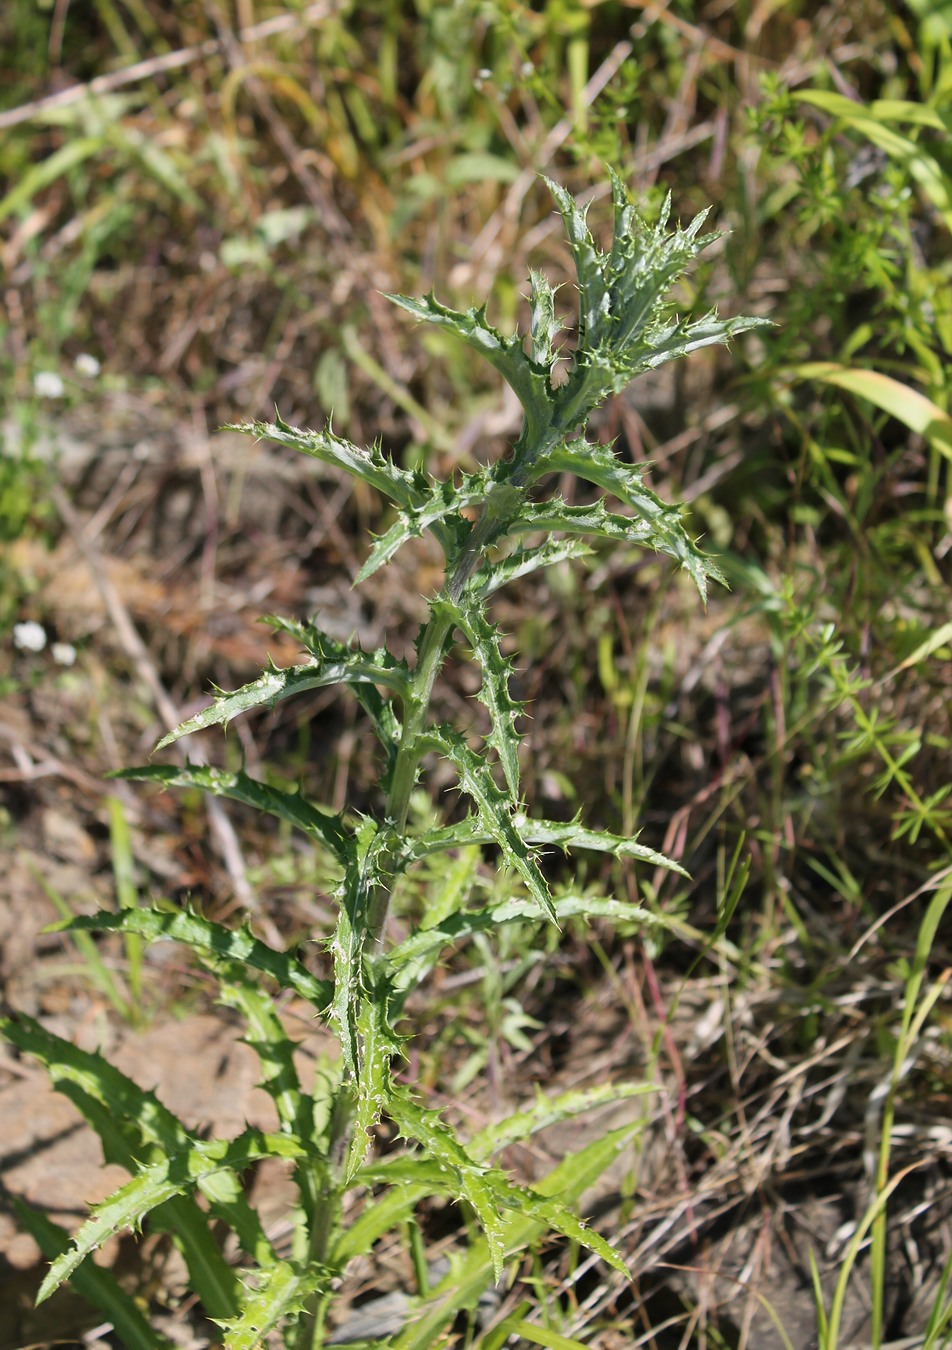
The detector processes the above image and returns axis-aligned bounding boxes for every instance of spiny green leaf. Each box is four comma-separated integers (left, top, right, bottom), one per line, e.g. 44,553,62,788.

355,472,489,582
390,1124,639,1350
346,985,402,1183
267,616,403,764
38,1131,302,1304
385,291,554,451
329,817,392,1076
422,725,556,922
473,538,593,598
527,269,562,369
505,497,652,546
387,1091,509,1280
155,649,409,752
387,895,660,991
13,1200,175,1350
544,177,611,351
226,414,426,510
50,907,332,1009
527,434,723,599
116,763,351,863
403,814,686,872
217,1260,314,1349
434,597,524,803
47,1079,261,1305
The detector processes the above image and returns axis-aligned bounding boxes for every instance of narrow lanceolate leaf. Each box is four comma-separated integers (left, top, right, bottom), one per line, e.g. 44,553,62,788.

212,963,310,1142
38,1131,303,1303
217,1260,313,1349
52,908,332,1009
387,896,659,992
391,1125,638,1350
14,1201,177,1350
469,1081,657,1161
423,726,556,922
434,598,524,803
356,471,491,582
473,538,593,598
116,763,350,863
225,413,427,510
402,815,686,873
387,1091,509,1280
528,436,722,600
156,649,409,752
266,616,404,763
385,291,554,450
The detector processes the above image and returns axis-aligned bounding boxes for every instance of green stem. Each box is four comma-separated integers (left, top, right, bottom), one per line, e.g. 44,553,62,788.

367,510,504,949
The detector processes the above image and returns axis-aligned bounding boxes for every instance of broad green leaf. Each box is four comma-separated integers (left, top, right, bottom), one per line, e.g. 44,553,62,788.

51,907,332,1009
385,291,554,453
116,763,350,862
155,648,409,752
38,1131,302,1303
792,361,952,462
14,1200,175,1350
226,413,427,510
423,726,555,922
435,597,524,802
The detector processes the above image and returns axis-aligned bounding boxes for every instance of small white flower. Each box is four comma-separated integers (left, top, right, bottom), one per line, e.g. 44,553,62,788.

13,621,47,652
74,353,101,378
478,68,492,79
52,641,77,666
33,371,65,399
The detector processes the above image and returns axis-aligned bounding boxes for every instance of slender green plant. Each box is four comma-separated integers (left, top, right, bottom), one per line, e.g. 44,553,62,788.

0,170,768,1347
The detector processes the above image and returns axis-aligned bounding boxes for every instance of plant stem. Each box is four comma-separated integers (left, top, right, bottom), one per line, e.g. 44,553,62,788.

367,519,497,948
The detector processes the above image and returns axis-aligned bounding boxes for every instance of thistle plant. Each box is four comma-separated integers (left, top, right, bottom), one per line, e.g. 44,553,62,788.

1,171,769,1348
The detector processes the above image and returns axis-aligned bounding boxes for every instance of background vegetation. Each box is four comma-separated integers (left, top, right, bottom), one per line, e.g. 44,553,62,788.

1,1,951,1347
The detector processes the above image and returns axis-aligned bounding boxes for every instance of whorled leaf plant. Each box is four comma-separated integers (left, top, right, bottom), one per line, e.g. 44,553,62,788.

2,171,769,1348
